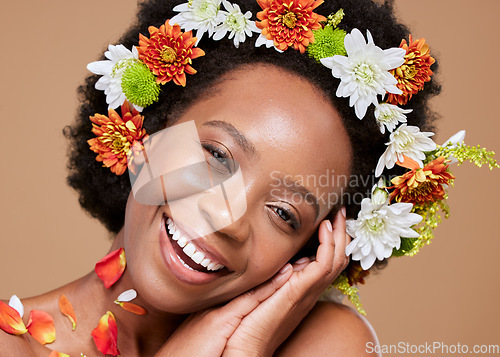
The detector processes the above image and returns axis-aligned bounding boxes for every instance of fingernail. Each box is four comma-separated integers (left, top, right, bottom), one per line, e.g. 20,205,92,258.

295,257,310,264
325,220,333,233
278,264,292,275
340,207,346,218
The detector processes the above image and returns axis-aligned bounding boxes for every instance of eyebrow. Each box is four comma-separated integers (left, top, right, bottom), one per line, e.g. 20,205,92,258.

281,176,320,221
202,120,258,157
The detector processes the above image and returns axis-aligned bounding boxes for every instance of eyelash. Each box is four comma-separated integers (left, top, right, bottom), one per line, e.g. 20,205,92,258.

202,142,233,174
269,205,300,231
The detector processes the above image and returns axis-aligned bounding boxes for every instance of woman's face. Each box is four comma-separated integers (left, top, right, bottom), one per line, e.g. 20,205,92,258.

122,64,352,313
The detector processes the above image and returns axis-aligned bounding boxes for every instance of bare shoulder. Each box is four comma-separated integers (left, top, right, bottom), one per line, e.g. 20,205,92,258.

0,298,51,357
0,331,51,357
275,301,381,356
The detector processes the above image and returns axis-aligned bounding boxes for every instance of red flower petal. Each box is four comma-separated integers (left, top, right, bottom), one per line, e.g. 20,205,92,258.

115,301,147,316
95,248,127,288
0,300,27,335
58,295,77,331
91,311,120,356
26,310,56,345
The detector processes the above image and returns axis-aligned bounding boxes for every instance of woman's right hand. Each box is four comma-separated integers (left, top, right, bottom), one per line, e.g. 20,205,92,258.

154,208,350,357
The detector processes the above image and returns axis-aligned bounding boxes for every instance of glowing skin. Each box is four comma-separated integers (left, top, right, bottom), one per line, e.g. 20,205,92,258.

121,64,352,313
3,64,356,356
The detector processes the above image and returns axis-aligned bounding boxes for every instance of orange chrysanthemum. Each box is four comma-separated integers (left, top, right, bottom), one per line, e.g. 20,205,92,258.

88,102,147,176
137,20,205,86
389,156,455,204
256,0,326,53
387,35,435,105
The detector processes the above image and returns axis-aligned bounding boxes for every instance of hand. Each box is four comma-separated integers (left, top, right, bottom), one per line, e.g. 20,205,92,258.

155,208,350,357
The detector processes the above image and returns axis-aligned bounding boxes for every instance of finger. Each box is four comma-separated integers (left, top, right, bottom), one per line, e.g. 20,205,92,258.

302,208,346,283
313,219,335,272
220,263,293,318
346,233,352,246
344,233,352,269
332,207,348,272
292,257,312,272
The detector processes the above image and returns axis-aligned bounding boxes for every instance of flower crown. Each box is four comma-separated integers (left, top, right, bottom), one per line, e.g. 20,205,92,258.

86,0,498,314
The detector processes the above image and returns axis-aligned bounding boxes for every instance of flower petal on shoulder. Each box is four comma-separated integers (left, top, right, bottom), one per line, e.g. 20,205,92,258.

0,300,27,335
94,248,127,289
26,310,56,345
8,295,24,318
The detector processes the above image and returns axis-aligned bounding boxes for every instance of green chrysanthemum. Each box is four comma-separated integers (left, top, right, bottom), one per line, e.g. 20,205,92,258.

121,62,160,108
307,27,347,63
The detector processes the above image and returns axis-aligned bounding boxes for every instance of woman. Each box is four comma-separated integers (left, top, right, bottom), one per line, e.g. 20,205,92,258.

1,0,496,355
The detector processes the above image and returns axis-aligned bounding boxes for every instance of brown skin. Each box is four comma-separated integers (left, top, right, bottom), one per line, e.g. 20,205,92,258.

0,65,380,356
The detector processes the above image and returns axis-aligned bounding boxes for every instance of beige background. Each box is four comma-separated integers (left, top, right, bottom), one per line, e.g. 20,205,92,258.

1,0,498,355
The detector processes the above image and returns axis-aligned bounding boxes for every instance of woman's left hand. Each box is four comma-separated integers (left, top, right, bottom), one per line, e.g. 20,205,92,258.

156,208,349,356
221,208,350,356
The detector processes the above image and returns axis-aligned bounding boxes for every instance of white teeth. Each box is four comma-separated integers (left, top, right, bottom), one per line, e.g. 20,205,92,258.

166,217,226,272
207,263,224,271
172,231,180,241
192,251,205,264
183,243,196,257
177,236,187,248
178,256,195,271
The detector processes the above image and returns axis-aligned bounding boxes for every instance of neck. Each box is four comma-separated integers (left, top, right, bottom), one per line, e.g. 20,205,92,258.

25,231,188,356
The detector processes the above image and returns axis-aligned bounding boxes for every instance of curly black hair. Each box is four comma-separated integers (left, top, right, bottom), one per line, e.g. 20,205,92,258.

65,0,440,237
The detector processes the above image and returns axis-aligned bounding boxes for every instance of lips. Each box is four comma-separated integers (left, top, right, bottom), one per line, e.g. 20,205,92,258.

159,214,231,284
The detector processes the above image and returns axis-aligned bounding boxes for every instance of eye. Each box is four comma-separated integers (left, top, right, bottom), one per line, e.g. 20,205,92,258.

202,142,233,175
268,204,300,231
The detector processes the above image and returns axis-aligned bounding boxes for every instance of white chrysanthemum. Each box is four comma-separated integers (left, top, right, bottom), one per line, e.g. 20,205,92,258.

87,44,143,111
442,130,466,164
346,196,422,270
375,124,436,177
320,29,406,119
254,34,283,52
170,0,226,44
374,102,412,134
212,0,260,48
442,130,466,147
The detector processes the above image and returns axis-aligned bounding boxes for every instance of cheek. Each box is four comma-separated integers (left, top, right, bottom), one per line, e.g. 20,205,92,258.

244,230,305,284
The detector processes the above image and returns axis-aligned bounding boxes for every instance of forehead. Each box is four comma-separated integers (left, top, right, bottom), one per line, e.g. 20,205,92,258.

178,64,352,213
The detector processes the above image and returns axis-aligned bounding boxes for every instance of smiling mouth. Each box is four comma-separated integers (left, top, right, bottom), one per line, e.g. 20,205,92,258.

165,215,230,274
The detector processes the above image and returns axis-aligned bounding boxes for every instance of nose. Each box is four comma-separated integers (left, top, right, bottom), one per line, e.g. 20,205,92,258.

197,182,250,242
